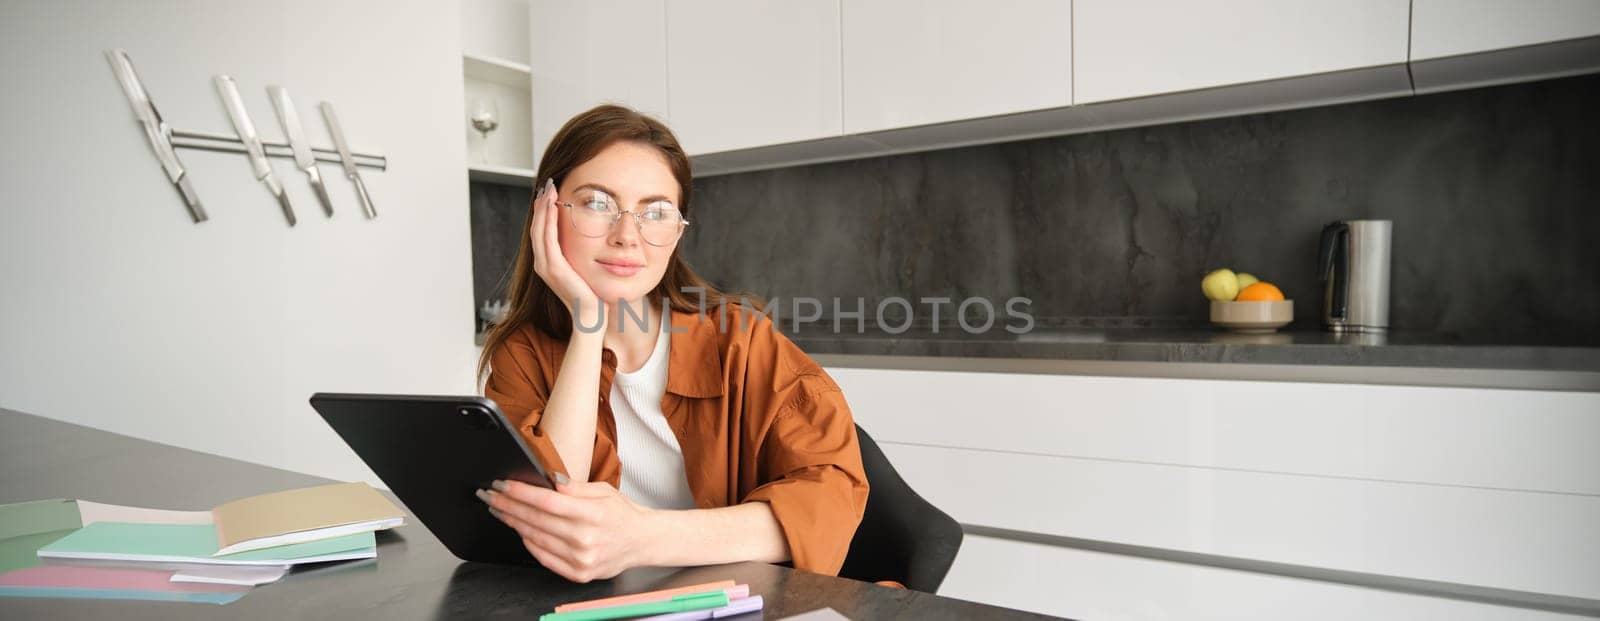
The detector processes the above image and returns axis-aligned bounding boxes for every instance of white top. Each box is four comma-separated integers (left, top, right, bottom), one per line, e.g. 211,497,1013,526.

610,313,698,510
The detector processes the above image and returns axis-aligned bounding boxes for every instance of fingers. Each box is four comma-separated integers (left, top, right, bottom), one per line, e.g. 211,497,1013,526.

495,508,593,582
543,181,562,268
490,479,595,524
530,182,548,274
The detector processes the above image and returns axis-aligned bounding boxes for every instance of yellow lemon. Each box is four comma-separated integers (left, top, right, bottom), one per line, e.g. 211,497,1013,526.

1201,269,1239,301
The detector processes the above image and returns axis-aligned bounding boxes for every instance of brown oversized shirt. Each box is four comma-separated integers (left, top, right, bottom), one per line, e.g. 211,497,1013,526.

483,307,869,575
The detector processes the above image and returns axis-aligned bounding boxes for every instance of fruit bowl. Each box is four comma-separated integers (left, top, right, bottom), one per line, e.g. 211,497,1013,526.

1210,300,1293,333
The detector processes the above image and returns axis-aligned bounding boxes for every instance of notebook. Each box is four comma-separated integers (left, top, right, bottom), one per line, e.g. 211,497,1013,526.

37,522,376,566
0,565,249,605
209,482,403,555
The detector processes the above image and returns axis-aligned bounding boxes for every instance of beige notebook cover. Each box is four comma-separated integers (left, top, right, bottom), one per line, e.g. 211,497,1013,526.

210,482,404,556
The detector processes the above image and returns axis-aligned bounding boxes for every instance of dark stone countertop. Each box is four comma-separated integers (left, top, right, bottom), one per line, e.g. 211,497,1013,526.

782,323,1600,374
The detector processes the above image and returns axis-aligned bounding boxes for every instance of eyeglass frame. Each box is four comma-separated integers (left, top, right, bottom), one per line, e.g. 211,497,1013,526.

554,196,691,247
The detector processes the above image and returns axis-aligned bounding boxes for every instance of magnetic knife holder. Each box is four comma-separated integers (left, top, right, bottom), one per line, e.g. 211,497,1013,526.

107,48,386,224
170,129,387,171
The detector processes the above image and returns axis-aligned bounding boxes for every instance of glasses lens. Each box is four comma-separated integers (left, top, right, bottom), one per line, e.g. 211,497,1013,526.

639,202,684,246
568,189,616,237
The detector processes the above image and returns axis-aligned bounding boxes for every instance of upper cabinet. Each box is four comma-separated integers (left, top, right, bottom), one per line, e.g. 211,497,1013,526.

1411,0,1600,60
529,0,670,170
665,0,842,155
841,0,1072,134
526,1,1598,175
1409,0,1600,93
1072,0,1411,105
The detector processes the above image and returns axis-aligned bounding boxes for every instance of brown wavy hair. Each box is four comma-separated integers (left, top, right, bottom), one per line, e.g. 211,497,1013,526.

476,104,759,380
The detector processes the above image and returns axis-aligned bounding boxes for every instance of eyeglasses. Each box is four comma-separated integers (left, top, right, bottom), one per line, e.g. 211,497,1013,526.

557,188,689,247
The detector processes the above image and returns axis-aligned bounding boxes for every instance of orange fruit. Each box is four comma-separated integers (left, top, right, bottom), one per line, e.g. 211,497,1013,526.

1235,282,1285,302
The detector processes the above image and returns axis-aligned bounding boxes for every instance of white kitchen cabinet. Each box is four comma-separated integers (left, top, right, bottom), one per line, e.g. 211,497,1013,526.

1411,0,1600,61
840,0,1072,134
825,365,1600,607
882,441,1600,600
1409,0,1600,94
1072,0,1411,105
528,0,670,171
665,0,842,155
943,535,1591,620
830,368,1600,495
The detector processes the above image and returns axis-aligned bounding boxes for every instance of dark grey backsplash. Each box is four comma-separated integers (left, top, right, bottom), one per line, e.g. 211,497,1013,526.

469,182,531,330
676,74,1600,346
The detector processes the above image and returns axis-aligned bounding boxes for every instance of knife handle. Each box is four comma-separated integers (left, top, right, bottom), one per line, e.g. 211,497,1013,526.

353,175,377,219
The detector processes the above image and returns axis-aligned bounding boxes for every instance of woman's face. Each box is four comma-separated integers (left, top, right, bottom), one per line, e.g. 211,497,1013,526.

556,141,683,308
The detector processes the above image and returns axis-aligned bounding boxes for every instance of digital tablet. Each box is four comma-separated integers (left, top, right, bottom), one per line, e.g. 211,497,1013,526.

309,392,553,566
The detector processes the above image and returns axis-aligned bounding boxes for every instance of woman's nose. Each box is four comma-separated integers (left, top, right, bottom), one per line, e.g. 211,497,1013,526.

607,211,642,246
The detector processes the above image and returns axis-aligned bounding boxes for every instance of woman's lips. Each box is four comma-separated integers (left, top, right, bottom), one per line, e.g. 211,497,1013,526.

596,259,643,277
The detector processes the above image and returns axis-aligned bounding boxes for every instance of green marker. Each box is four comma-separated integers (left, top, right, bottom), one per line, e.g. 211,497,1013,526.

539,591,730,621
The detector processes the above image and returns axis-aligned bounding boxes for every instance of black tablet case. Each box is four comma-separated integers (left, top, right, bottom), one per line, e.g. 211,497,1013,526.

310,392,554,566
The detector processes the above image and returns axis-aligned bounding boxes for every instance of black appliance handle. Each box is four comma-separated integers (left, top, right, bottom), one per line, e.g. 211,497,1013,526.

1318,222,1350,321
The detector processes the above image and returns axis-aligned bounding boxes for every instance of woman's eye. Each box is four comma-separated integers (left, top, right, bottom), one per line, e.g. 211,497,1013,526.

643,204,678,221
583,199,612,213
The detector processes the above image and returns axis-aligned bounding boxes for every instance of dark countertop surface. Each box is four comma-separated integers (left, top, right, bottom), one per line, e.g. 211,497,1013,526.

0,409,1055,621
781,323,1600,374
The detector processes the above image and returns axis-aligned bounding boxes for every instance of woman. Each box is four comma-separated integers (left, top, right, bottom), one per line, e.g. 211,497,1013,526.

475,104,869,583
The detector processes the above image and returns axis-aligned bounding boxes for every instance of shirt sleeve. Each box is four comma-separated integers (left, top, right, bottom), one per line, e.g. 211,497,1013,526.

739,336,870,575
483,328,571,479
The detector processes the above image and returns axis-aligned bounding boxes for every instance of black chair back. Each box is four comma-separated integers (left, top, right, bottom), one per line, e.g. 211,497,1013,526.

838,424,963,593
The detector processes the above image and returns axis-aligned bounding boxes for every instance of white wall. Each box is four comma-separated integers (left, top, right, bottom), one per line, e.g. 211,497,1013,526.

0,0,477,486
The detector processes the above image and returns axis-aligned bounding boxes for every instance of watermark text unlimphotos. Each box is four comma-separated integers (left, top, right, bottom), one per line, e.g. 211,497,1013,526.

572,287,1034,335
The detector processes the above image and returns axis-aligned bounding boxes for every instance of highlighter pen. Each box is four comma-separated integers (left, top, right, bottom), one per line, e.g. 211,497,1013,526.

555,580,739,612
636,594,765,621
539,591,730,621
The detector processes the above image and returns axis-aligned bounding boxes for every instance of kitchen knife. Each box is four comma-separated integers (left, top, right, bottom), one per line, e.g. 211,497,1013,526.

215,76,297,226
105,49,207,223
267,85,335,218
318,102,377,219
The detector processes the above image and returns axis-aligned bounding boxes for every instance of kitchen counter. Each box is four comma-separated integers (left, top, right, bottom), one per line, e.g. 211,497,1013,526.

783,323,1600,391
473,319,1600,391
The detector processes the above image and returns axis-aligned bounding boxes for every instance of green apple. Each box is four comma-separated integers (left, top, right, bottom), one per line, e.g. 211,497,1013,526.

1236,272,1260,289
1201,268,1240,301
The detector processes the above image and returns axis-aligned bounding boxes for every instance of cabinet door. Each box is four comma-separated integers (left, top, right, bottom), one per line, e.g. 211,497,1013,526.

1411,0,1600,61
944,535,1582,620
665,0,842,155
841,0,1072,134
529,0,670,170
1073,0,1410,105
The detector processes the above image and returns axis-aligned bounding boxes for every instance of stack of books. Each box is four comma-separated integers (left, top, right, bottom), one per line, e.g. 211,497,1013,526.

0,482,404,604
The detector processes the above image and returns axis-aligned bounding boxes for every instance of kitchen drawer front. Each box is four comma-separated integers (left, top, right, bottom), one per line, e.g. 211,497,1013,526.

943,534,1591,620
829,367,1600,496
881,442,1600,600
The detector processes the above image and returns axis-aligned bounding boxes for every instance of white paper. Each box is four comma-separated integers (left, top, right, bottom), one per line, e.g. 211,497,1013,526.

38,547,375,567
777,608,851,621
171,564,290,586
74,500,213,526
